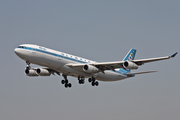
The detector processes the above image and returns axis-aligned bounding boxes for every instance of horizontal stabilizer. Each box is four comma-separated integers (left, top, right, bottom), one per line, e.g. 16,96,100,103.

127,71,157,77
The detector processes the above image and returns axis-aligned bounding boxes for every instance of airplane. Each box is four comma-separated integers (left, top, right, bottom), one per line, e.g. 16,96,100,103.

14,44,177,88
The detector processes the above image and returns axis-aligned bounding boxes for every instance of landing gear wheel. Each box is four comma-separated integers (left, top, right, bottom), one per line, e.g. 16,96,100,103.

68,83,72,88
65,83,69,88
95,81,99,86
88,78,92,82
78,77,85,84
79,80,85,84
26,66,30,70
61,80,65,84
92,81,95,86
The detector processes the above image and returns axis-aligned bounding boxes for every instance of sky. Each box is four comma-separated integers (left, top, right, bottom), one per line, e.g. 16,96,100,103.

0,0,180,120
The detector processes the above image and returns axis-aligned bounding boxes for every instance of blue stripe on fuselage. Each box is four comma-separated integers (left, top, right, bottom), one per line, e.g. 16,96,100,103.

17,46,90,64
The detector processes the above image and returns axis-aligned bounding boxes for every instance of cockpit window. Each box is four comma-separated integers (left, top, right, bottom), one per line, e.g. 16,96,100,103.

18,46,26,49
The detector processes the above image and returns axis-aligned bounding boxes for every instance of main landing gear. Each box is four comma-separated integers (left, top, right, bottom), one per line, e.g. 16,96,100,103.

88,77,99,86
61,75,98,88
61,75,72,88
78,77,85,84
78,76,99,86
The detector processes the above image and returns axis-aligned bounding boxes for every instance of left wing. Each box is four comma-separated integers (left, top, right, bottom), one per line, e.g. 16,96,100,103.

67,52,177,72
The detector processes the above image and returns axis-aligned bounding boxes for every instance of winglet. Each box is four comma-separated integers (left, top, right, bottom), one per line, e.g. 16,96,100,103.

171,52,178,58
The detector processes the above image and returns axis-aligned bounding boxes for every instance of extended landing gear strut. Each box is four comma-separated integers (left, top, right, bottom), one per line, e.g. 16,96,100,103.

88,77,99,86
61,75,72,88
26,61,31,70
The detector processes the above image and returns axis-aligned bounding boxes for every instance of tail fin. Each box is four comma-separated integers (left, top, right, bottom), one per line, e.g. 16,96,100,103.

123,48,136,61
119,49,137,73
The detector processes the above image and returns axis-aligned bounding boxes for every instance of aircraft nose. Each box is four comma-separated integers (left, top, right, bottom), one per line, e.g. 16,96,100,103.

14,48,19,55
14,48,22,57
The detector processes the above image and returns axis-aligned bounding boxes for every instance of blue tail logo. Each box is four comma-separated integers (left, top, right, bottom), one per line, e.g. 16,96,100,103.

123,49,136,61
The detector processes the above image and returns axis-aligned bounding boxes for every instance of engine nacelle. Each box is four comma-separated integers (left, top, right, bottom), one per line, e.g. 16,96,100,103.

123,61,138,69
36,68,51,76
25,69,38,76
83,65,99,73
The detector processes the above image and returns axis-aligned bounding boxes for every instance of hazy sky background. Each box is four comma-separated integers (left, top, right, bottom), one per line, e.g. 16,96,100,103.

0,0,179,120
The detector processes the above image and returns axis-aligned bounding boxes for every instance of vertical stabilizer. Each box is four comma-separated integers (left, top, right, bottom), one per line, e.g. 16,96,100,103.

123,49,136,61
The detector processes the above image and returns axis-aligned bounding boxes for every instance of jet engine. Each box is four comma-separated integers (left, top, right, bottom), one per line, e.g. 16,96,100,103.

36,68,51,76
25,69,38,76
123,61,138,69
83,65,99,73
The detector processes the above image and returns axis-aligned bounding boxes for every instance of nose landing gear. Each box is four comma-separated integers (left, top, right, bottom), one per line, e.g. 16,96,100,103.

26,61,31,70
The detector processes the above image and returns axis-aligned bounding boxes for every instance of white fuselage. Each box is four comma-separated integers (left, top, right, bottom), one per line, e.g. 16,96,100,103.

14,44,128,81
